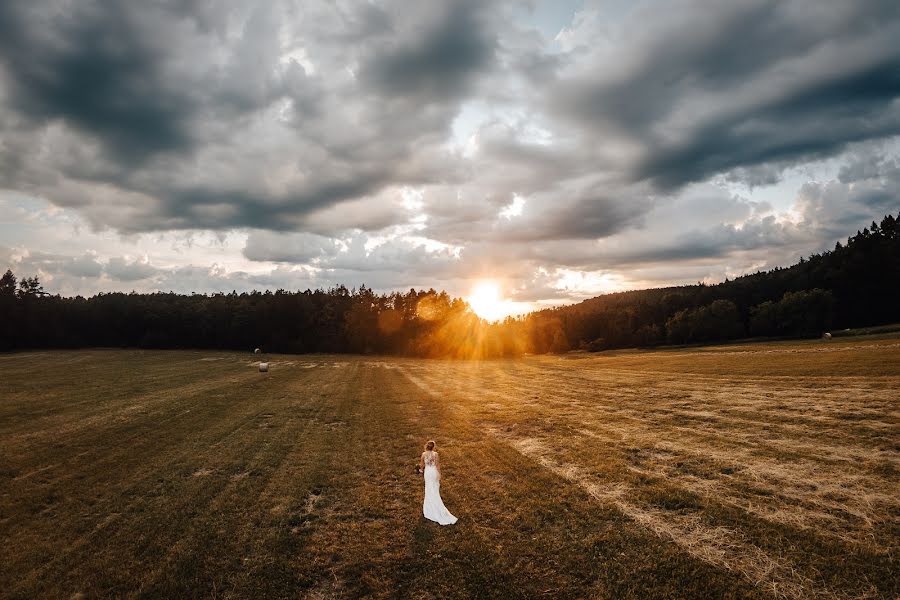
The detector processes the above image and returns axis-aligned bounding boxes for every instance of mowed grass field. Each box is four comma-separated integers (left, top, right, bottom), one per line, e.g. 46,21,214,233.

1,337,898,599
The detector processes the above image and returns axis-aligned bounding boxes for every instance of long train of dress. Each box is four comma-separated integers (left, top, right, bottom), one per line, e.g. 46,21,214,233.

423,465,457,525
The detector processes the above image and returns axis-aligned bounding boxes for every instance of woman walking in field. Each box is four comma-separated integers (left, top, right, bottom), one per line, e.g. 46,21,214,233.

420,440,457,525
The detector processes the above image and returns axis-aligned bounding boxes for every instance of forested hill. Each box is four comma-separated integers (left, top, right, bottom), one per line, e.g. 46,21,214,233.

517,212,900,353
1,212,898,357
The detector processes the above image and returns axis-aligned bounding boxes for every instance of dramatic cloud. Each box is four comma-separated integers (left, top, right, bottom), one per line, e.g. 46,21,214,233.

362,1,497,100
0,2,196,163
1,0,899,313
551,1,900,189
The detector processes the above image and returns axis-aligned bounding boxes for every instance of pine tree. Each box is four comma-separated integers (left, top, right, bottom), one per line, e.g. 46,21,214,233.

0,269,16,298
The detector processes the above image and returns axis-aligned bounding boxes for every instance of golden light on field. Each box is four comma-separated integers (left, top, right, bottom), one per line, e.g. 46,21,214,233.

466,280,519,322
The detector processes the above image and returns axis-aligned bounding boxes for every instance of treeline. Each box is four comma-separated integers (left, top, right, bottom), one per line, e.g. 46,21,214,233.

520,212,900,352
0,279,519,358
1,212,898,357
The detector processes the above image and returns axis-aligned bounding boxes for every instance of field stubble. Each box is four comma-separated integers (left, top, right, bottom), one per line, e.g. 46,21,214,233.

0,337,897,599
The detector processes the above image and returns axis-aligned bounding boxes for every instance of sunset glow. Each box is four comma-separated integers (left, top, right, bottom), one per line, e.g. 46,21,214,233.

467,281,520,322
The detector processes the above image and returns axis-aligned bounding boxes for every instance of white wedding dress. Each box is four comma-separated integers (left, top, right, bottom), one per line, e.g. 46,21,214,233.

422,451,457,525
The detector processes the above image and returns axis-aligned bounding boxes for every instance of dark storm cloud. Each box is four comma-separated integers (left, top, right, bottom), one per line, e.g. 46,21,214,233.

0,2,195,164
361,1,498,100
635,56,900,189
556,2,801,132
498,186,653,243
154,173,395,232
551,0,900,191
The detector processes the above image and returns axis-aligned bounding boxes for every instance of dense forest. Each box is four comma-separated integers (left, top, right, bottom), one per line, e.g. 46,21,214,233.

1,213,898,357
519,212,900,353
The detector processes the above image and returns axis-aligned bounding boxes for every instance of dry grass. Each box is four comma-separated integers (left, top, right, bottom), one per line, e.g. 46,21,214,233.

0,338,898,599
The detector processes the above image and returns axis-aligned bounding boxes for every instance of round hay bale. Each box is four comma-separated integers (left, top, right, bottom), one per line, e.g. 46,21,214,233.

258,362,269,373
254,347,261,354
822,332,832,340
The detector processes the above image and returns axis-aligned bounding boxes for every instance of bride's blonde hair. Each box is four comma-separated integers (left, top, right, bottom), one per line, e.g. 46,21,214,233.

424,440,435,451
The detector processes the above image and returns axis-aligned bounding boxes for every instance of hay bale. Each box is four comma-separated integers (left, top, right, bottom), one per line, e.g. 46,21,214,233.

259,362,269,373
822,332,832,340
254,347,261,354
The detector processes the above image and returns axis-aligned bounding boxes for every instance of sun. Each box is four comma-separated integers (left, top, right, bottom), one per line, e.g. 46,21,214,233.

467,281,510,322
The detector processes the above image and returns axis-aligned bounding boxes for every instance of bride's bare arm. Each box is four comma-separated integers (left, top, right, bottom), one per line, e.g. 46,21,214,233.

419,452,425,472
434,452,441,476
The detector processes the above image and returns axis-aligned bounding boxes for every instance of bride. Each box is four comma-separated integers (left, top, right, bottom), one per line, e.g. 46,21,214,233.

419,440,457,525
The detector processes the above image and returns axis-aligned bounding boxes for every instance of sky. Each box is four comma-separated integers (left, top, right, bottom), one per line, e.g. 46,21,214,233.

1,0,899,319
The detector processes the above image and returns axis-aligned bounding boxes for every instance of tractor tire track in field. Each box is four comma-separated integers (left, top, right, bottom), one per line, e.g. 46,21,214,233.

401,362,895,600
488,430,821,600
2,348,897,599
4,362,337,597
391,366,716,599
436,360,899,542
7,381,290,596
138,364,356,597
2,363,259,448
1,370,264,529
